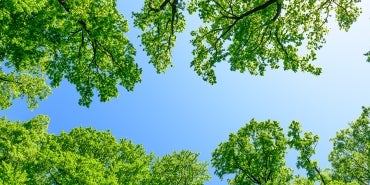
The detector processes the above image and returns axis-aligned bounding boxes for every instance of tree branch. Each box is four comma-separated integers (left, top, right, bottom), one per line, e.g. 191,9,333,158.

148,0,171,12
202,0,282,56
308,158,327,185
270,2,282,22
57,0,115,74
57,0,70,13
233,155,261,184
0,76,21,84
234,0,278,20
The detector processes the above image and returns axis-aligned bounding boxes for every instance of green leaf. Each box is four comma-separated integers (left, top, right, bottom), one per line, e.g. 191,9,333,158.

1,0,141,108
329,106,370,184
212,119,293,184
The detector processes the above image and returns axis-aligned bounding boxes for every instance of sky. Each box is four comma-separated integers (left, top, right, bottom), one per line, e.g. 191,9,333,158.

1,1,370,184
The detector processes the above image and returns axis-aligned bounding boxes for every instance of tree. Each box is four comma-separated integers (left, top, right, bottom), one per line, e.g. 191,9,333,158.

329,106,370,185
0,115,49,184
150,150,211,185
1,0,140,108
135,0,362,84
0,116,210,184
0,73,51,110
211,118,366,185
211,119,293,184
0,0,364,108
45,127,153,185
287,121,329,184
0,115,152,184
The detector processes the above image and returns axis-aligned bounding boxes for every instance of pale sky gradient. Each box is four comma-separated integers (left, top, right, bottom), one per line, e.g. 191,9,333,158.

1,1,370,184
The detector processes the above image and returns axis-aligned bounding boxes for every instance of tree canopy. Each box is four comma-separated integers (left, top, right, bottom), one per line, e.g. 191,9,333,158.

0,115,210,184
329,106,370,184
212,112,369,185
1,0,140,108
0,0,365,108
1,1,369,184
1,107,368,184
150,150,211,185
211,119,292,184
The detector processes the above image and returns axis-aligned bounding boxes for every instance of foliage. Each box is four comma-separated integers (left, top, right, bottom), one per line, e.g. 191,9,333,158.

0,116,210,185
0,115,49,184
133,0,363,83
0,0,364,108
291,176,360,185
211,119,292,184
0,72,51,110
133,0,187,73
329,106,370,185
288,121,328,183
150,150,211,185
1,0,140,108
365,51,370,62
187,0,361,83
211,117,368,185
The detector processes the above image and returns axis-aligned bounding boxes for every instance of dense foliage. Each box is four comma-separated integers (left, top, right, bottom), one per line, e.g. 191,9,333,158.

329,107,370,184
1,0,140,108
0,0,364,108
212,109,370,185
1,0,369,184
0,116,210,184
1,108,368,184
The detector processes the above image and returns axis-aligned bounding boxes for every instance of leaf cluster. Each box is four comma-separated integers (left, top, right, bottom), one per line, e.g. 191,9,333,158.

0,116,210,185
212,112,369,185
329,106,370,184
0,0,365,108
0,105,369,185
1,0,140,108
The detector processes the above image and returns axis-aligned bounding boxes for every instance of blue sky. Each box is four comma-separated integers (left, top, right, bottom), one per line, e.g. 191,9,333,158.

1,1,370,184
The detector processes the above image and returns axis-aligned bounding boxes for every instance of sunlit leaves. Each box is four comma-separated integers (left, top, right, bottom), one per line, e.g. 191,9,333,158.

0,119,153,184
213,111,370,185
150,150,211,185
287,121,327,183
212,118,358,185
1,0,141,107
335,0,362,31
133,0,187,73
0,115,49,184
0,0,365,108
212,119,293,184
0,116,210,184
189,0,361,83
329,106,370,184
0,73,50,110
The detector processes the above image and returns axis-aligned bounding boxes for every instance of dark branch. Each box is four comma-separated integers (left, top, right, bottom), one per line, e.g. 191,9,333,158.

204,0,281,56
234,0,278,20
148,0,171,12
333,1,350,17
144,0,180,62
78,31,84,62
212,0,237,19
57,0,70,13
271,2,282,22
306,157,327,185
274,29,291,60
57,0,115,72
233,153,261,184
0,76,21,84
